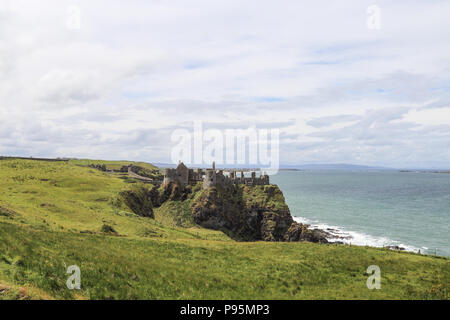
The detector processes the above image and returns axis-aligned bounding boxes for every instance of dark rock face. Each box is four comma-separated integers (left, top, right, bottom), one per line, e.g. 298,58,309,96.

118,186,154,218
191,185,246,235
88,164,107,171
385,245,405,251
260,210,293,241
148,185,162,207
156,181,196,203
116,179,329,244
191,184,329,243
117,181,197,220
101,224,118,235
284,222,329,243
164,182,185,201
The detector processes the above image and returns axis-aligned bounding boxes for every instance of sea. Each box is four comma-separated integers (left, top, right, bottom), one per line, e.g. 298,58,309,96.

270,170,450,257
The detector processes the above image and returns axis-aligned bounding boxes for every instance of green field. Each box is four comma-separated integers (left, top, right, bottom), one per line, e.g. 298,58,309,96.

69,159,159,171
0,159,448,300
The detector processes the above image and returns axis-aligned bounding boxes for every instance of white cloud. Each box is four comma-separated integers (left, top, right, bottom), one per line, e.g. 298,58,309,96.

0,0,449,168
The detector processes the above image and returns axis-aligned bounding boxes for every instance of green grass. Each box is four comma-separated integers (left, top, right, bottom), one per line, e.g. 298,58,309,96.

1,222,447,300
242,184,290,212
0,159,448,300
154,201,195,227
0,159,224,240
69,159,162,180
69,159,159,172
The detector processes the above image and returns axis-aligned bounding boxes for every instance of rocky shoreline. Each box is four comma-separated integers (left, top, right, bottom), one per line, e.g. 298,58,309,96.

116,180,412,250
294,219,408,251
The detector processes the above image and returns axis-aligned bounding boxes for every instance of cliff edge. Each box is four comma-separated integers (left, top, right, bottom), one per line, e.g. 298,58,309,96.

116,180,329,243
191,183,329,243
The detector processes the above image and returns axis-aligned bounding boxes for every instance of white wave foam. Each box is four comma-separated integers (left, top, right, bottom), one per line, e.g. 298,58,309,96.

293,216,421,253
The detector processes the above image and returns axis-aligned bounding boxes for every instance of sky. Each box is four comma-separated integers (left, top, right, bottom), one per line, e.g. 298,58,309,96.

1,0,450,168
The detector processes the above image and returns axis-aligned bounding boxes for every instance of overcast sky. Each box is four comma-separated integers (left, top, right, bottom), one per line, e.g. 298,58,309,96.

1,0,450,168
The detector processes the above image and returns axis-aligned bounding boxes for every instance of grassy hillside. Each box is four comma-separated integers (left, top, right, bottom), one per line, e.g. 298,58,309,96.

0,159,448,300
69,159,159,171
0,159,224,240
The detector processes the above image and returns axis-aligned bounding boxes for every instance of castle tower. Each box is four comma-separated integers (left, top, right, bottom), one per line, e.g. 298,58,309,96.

163,168,176,185
203,169,217,189
176,162,189,187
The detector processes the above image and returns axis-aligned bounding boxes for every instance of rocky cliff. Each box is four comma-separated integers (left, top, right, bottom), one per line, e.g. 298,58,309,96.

115,185,155,218
190,183,329,243
116,181,329,243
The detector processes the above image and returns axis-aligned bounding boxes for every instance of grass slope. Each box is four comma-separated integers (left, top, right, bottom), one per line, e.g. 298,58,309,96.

69,159,159,171
0,159,448,300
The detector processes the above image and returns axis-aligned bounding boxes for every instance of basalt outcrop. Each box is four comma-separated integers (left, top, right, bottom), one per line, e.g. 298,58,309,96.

191,184,329,243
115,181,198,218
116,185,155,218
283,222,329,243
116,180,329,243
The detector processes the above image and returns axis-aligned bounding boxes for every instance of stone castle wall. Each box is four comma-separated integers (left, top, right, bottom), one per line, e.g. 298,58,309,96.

165,162,270,189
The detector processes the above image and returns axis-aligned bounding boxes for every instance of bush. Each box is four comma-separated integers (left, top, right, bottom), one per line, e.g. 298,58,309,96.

101,224,118,235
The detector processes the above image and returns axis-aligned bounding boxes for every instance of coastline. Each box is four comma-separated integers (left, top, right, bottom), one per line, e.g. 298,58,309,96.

271,170,449,258
292,216,425,254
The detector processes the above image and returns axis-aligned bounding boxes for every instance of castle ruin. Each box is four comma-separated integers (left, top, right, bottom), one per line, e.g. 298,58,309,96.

163,161,270,189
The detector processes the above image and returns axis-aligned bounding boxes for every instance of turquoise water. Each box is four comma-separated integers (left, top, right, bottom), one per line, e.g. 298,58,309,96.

271,170,450,257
